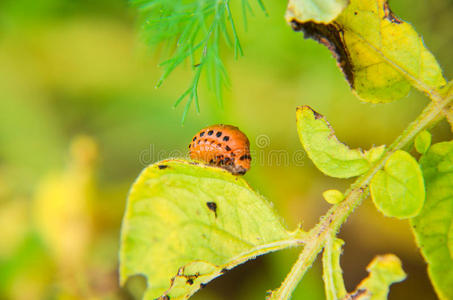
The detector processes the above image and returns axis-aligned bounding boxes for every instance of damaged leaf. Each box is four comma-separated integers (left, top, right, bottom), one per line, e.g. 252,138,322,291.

411,141,453,300
287,0,446,103
120,159,302,300
346,254,406,300
296,105,385,178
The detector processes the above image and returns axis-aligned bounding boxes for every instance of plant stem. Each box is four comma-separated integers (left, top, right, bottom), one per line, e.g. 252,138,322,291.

268,90,453,300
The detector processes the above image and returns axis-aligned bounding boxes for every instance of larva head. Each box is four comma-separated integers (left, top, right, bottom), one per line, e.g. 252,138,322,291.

188,124,251,175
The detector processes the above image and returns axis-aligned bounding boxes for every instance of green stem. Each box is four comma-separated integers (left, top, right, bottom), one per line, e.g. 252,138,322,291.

268,90,453,300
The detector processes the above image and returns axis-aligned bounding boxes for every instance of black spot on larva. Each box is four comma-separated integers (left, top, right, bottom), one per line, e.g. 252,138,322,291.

239,155,251,160
216,131,222,137
206,202,217,217
200,283,207,289
188,144,191,148
223,136,230,142
208,130,214,136
204,139,208,142
200,131,205,137
225,145,231,151
197,140,201,144
217,143,222,147
193,136,197,141
186,279,194,285
209,159,214,163
158,165,168,169
237,169,246,175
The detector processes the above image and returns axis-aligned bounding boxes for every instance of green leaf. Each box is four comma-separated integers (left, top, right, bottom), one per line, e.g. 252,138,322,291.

347,254,406,299
296,105,385,178
411,141,453,300
322,236,347,300
370,150,425,219
120,159,302,300
414,130,432,154
287,0,446,103
286,0,348,23
322,189,344,205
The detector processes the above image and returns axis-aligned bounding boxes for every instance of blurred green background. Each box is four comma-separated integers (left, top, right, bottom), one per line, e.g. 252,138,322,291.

0,0,452,299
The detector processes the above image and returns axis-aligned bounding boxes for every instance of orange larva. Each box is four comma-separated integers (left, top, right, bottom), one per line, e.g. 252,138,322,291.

189,124,251,175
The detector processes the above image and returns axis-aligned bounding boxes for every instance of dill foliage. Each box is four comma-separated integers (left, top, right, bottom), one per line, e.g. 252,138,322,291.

131,0,266,122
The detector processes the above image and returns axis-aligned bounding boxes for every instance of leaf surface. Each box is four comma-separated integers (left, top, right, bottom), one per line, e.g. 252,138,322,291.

286,0,348,23
411,141,453,300
414,130,432,155
296,105,385,178
370,150,425,219
120,159,300,300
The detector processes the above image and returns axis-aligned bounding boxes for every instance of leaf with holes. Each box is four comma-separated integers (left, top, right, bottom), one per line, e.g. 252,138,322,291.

287,0,446,102
411,141,453,300
370,150,425,219
119,159,302,300
296,105,385,178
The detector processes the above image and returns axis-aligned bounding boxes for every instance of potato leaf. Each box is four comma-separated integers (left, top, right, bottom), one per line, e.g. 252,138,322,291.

411,141,453,300
322,189,345,205
296,105,385,178
286,0,348,23
287,0,446,102
346,254,406,299
370,150,425,219
119,159,302,300
414,130,432,155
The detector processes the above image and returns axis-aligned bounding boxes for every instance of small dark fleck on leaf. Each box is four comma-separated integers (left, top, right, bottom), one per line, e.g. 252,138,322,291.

200,283,207,289
158,165,168,169
220,268,228,274
186,279,194,285
206,202,218,217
